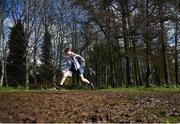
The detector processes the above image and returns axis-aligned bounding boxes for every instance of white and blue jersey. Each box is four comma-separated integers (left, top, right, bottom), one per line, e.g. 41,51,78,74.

61,54,85,75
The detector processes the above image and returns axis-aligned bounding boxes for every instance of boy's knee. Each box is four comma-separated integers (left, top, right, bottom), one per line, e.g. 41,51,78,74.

63,73,68,78
80,77,85,81
63,71,72,77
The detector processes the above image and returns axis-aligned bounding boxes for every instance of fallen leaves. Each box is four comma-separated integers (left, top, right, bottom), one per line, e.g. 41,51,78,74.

0,91,179,123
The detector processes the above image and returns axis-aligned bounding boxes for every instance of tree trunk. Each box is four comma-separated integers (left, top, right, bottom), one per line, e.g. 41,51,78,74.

174,21,179,86
107,41,115,87
105,66,108,86
0,32,5,87
0,0,6,86
121,0,131,86
144,0,151,87
132,37,139,86
157,0,170,85
25,55,29,89
33,33,38,86
120,59,125,86
0,59,5,86
24,0,30,88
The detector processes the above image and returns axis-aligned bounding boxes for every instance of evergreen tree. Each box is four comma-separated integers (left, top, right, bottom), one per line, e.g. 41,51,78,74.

7,20,27,86
39,25,53,82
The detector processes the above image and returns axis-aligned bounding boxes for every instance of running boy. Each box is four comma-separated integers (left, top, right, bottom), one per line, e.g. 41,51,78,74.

54,47,94,89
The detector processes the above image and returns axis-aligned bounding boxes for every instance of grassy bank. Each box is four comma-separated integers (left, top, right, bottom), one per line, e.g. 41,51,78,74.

0,86,180,93
99,86,180,93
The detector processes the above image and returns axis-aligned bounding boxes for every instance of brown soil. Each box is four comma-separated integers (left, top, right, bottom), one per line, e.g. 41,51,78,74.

0,91,179,123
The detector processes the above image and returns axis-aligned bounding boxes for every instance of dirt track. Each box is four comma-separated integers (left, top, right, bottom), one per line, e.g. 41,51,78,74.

0,91,179,123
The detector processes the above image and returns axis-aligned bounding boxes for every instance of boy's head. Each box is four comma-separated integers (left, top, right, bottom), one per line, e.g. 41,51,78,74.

64,47,72,55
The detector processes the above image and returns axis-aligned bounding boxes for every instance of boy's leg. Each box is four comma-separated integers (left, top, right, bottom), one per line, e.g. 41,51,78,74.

79,74,90,84
60,71,72,85
79,74,94,89
54,71,72,89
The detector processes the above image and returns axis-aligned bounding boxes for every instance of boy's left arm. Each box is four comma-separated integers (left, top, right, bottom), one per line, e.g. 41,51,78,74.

73,53,85,61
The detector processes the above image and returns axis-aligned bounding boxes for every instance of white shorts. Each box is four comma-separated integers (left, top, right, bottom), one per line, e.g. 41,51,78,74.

62,70,72,77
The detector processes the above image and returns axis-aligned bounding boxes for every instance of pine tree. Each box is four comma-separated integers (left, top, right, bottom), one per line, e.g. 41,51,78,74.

7,20,27,86
39,25,53,82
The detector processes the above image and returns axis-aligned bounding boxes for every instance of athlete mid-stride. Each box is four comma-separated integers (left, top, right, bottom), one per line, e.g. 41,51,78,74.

54,47,94,90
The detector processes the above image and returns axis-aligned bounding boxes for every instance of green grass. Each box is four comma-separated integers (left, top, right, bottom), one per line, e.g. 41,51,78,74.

0,86,29,92
163,116,180,123
98,86,180,93
0,86,180,93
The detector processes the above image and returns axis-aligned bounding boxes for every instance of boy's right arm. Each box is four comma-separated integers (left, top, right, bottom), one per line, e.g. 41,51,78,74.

73,53,85,61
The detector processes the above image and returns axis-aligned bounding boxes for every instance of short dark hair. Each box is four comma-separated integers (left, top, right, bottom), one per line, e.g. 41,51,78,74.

64,47,72,54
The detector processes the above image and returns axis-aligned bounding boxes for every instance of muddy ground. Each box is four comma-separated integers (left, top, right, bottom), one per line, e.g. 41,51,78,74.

0,90,179,123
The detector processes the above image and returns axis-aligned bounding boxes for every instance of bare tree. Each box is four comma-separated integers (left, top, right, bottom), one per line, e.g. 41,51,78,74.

24,0,30,88
174,19,179,86
157,0,171,85
0,0,6,86
120,0,132,86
